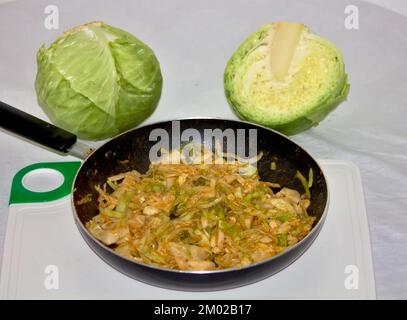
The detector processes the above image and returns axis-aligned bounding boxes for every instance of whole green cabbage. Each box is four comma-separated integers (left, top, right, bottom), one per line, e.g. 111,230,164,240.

35,21,162,140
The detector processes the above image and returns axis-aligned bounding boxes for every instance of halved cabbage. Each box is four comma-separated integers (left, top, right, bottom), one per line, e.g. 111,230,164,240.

224,22,350,135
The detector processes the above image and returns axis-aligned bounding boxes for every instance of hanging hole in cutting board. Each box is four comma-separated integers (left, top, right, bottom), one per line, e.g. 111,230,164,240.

22,168,65,193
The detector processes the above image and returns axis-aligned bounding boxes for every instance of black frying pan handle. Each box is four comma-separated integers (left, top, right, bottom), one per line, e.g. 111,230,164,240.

0,100,77,153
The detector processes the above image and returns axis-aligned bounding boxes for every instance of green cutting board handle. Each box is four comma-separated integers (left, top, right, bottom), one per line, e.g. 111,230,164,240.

10,162,81,204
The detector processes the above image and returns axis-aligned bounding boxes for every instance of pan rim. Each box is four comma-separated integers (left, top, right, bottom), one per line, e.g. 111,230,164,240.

71,117,330,275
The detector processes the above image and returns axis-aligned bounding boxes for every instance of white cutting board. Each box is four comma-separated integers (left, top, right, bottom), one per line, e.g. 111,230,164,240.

0,159,375,299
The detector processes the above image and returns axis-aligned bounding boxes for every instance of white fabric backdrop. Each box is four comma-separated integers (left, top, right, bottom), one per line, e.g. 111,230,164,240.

0,0,406,298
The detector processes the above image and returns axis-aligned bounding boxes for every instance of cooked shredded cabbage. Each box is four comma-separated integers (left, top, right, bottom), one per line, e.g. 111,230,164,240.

85,147,315,271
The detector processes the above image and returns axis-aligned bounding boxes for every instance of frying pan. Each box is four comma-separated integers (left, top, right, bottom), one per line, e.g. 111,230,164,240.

0,100,328,291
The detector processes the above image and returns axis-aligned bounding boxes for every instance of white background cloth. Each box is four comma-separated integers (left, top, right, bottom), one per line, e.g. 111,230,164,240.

0,0,406,298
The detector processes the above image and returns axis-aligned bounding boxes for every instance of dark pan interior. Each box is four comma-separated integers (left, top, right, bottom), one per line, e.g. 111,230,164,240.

73,119,327,227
